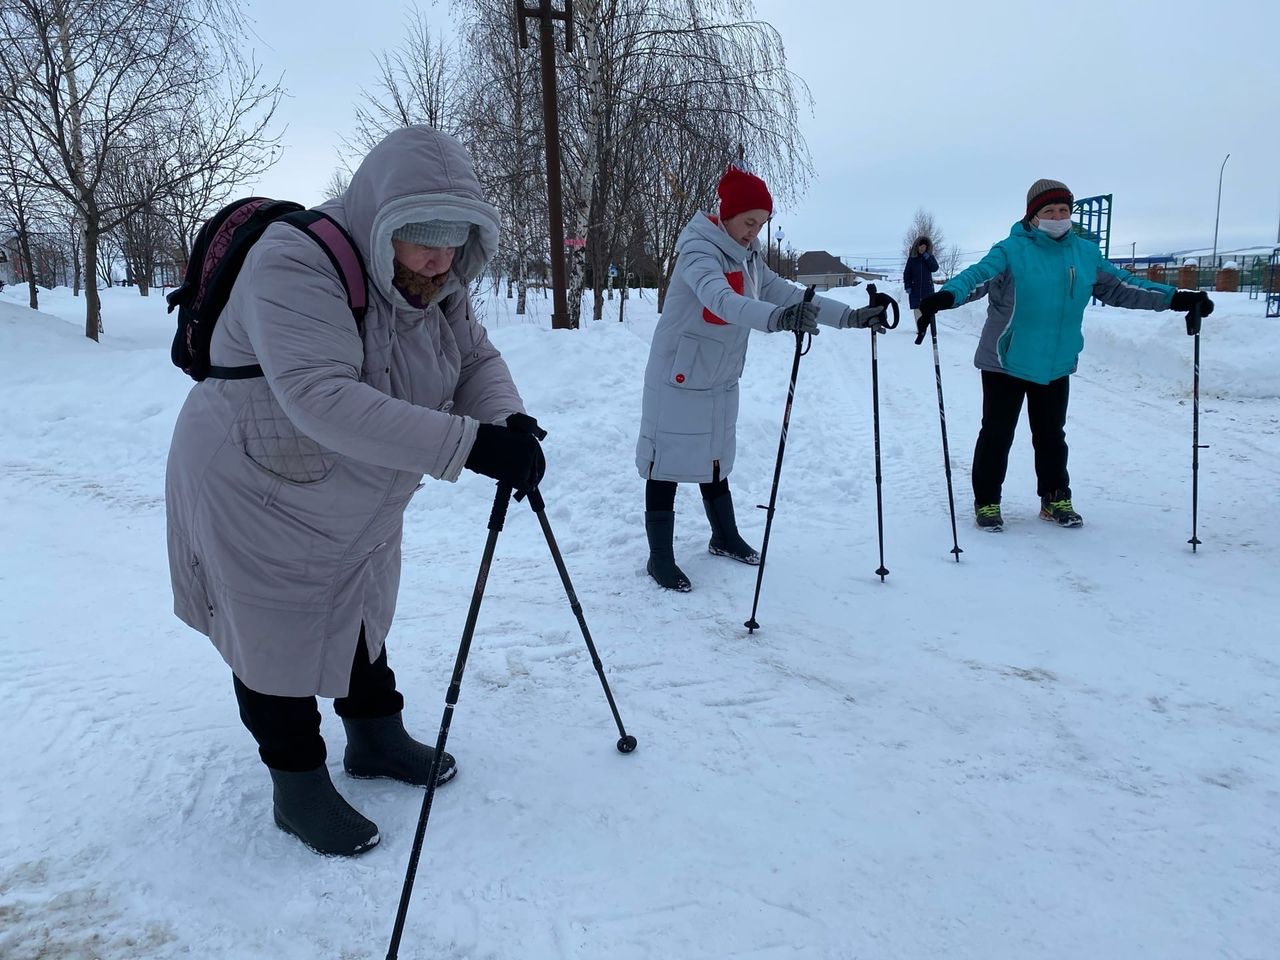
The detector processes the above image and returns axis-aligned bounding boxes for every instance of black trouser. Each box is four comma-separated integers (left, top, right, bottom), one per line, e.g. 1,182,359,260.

233,629,404,772
971,370,1071,504
645,476,730,512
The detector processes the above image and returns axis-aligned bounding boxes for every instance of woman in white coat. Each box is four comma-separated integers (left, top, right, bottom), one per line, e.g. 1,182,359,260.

635,165,888,591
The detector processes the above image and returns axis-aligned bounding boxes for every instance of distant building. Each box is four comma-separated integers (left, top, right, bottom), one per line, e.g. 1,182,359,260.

794,250,887,290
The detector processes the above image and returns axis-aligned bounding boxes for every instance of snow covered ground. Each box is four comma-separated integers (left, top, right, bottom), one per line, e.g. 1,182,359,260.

2,279,1277,959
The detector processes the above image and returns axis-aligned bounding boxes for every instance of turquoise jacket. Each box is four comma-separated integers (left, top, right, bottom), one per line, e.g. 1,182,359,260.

942,221,1175,385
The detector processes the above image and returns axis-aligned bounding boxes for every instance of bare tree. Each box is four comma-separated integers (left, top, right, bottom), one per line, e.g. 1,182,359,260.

0,120,58,309
347,5,460,155
157,61,283,266
0,0,282,339
322,167,351,202
938,243,962,280
454,0,545,316
903,207,944,257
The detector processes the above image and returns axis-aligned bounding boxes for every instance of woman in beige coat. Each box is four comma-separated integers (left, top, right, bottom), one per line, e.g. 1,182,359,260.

166,127,544,856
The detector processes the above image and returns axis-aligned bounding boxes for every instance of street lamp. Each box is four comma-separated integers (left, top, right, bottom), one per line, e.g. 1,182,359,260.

1211,153,1229,270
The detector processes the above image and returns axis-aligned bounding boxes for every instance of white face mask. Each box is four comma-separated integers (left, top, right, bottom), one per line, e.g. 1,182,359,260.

1036,217,1072,238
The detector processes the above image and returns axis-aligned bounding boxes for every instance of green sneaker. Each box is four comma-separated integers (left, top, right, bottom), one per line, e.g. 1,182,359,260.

974,502,1004,532
1039,492,1083,527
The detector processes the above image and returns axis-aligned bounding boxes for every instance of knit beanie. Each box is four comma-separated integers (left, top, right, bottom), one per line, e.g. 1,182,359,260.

1025,179,1073,220
717,166,773,222
393,220,472,248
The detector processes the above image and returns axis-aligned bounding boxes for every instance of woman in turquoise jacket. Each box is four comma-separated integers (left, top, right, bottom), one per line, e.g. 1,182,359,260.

918,178,1213,531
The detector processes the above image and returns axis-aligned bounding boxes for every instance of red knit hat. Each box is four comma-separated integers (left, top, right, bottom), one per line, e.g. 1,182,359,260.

717,165,773,221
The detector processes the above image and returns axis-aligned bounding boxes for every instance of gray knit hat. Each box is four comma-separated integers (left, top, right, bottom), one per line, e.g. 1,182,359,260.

392,219,472,248
1025,179,1073,219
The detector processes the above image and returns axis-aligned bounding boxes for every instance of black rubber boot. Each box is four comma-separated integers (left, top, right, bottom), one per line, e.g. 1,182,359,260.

269,765,380,856
644,510,692,591
702,492,760,565
341,713,458,787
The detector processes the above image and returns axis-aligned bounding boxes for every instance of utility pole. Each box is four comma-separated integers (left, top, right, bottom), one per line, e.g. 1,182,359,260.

517,0,575,329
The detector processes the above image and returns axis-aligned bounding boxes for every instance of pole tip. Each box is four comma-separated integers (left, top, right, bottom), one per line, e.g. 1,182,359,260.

617,736,638,754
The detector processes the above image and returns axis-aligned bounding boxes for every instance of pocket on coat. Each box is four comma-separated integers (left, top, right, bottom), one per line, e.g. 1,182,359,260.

996,328,1015,367
234,386,337,483
669,334,725,389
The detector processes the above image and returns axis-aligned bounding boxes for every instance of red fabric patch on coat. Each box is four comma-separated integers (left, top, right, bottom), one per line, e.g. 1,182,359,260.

703,270,744,325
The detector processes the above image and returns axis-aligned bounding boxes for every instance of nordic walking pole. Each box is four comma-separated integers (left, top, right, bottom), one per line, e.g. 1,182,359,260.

914,313,963,561
867,284,900,582
1186,299,1206,551
387,482,513,960
745,286,817,634
523,488,637,754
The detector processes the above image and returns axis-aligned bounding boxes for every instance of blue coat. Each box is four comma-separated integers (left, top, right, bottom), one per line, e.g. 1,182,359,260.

903,249,938,308
942,221,1175,385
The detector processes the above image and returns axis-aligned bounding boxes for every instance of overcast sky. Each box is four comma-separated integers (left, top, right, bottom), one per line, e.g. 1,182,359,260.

246,0,1280,269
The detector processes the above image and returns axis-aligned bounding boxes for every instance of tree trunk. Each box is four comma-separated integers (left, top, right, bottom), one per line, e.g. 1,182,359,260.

564,0,602,326
19,233,38,311
655,263,675,312
516,254,528,315
83,220,102,340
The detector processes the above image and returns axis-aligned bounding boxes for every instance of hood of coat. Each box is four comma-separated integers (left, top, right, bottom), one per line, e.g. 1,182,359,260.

338,126,500,308
677,212,759,264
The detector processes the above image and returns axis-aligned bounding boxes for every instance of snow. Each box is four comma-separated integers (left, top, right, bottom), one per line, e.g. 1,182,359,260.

2,281,1278,959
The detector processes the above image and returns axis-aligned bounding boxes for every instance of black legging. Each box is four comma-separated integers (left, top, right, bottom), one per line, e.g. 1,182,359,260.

233,628,404,772
646,476,730,512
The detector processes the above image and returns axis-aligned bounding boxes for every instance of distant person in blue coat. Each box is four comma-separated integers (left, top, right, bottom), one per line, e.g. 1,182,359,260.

903,236,938,319
917,178,1213,532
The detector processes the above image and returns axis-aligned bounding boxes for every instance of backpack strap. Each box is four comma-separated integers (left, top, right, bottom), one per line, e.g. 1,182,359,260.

280,210,369,326
207,211,369,381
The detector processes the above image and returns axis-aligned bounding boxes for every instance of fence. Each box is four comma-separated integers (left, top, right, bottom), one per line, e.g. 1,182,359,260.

1110,254,1277,296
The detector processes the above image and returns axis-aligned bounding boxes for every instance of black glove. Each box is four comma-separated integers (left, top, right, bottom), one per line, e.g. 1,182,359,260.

465,423,546,493
505,412,547,440
1170,290,1214,318
769,299,820,335
914,290,955,345
918,290,955,315
914,311,935,344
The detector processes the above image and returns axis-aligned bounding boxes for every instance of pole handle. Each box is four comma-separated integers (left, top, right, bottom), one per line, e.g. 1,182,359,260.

797,285,816,354
1185,299,1202,337
867,283,901,330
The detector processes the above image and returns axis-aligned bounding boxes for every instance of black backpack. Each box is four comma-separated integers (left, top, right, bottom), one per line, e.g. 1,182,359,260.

167,198,368,382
